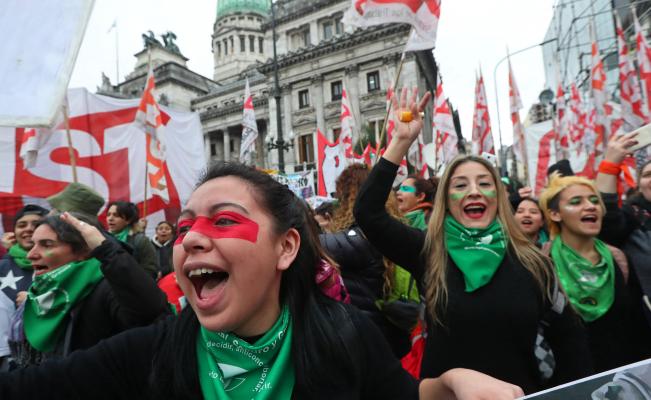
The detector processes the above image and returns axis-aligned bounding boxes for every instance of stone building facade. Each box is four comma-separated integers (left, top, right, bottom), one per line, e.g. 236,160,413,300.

100,0,427,173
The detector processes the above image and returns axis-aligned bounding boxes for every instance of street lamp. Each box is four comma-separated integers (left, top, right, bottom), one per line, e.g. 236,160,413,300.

492,38,557,177
269,0,291,173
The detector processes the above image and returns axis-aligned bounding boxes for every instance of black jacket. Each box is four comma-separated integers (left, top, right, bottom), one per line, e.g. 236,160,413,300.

354,158,593,393
0,308,418,399
11,239,170,366
151,238,174,277
320,227,410,358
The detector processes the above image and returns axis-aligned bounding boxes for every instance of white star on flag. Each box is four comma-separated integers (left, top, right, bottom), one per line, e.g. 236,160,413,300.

0,270,23,291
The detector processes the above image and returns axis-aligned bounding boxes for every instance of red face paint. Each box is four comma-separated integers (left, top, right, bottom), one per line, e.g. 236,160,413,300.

175,211,259,245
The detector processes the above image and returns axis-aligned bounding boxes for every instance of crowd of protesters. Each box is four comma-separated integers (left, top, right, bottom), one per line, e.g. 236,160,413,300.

0,87,649,399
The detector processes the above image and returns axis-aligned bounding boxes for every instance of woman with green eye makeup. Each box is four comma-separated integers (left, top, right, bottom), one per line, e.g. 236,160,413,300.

396,175,438,230
539,173,651,373
354,87,591,394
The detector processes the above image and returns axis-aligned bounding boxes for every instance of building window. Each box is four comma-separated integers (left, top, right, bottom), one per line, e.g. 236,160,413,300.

332,127,342,142
298,134,314,164
290,26,310,50
223,39,228,55
210,142,218,157
298,89,310,109
331,81,343,101
240,35,246,52
259,37,264,53
367,71,380,92
249,35,255,52
217,42,221,57
230,36,234,50
323,21,333,40
335,17,343,35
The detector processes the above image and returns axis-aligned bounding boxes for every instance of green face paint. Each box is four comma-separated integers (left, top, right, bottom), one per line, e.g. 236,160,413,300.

449,192,466,201
44,250,53,258
480,189,497,198
398,185,417,194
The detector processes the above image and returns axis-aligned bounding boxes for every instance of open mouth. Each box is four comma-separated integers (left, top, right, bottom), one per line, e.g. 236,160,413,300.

187,267,229,300
32,264,51,276
463,203,486,219
581,215,598,223
520,218,533,226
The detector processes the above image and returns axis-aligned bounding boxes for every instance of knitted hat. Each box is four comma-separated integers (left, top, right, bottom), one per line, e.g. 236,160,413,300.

13,204,48,228
47,182,105,216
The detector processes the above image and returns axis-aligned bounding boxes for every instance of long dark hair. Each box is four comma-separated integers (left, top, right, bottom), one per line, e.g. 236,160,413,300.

35,213,101,256
149,162,360,398
107,200,139,227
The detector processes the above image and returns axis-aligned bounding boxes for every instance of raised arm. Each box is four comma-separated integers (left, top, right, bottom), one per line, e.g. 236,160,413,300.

595,133,640,246
354,88,431,276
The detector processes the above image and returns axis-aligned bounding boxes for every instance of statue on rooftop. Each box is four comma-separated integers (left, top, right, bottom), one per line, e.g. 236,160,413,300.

142,31,162,48
161,31,181,54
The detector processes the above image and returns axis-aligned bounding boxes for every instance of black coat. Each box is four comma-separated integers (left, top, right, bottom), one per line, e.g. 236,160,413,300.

11,239,171,366
354,158,593,393
320,227,410,358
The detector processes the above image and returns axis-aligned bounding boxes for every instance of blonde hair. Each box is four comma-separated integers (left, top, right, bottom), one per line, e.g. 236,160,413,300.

423,155,554,325
538,173,605,238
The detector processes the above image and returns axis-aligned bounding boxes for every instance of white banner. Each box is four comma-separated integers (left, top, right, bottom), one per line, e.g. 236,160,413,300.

0,0,95,127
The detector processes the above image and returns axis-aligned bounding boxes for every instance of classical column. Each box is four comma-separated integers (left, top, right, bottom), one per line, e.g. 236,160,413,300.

282,84,296,168
311,75,325,139
223,130,231,162
233,134,241,161
204,134,211,162
345,65,361,135
309,21,319,46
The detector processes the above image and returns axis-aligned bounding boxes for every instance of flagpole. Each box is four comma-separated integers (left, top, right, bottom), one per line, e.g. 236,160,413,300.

143,50,152,219
374,52,406,165
62,99,78,183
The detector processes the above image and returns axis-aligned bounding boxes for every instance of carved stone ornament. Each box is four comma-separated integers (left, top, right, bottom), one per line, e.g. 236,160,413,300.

324,101,340,119
292,107,316,126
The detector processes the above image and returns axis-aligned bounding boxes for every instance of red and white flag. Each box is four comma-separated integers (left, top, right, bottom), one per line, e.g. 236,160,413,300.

634,9,651,120
317,129,347,196
134,66,170,203
525,120,557,195
615,11,647,132
589,20,609,162
240,78,258,165
508,59,526,166
0,87,205,235
344,0,441,50
432,74,458,170
471,72,494,155
339,85,355,161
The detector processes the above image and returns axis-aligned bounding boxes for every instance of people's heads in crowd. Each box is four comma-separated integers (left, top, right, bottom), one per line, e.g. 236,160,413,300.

313,202,335,231
546,159,574,179
514,198,545,240
12,204,49,250
539,173,605,239
47,182,105,217
27,213,99,276
106,201,139,233
396,175,438,213
636,159,651,202
173,162,322,336
155,221,175,243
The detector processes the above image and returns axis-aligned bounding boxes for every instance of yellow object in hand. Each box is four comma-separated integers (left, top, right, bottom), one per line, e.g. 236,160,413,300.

399,111,413,122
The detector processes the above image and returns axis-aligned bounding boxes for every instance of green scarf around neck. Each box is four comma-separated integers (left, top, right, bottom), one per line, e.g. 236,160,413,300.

197,305,294,400
23,258,103,352
444,215,507,292
550,236,615,322
8,244,32,270
405,209,428,231
111,228,129,243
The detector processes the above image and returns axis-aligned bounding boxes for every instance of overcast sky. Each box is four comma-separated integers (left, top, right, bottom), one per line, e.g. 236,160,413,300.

69,0,556,147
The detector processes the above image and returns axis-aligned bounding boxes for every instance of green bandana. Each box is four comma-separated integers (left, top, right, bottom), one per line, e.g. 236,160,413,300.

23,258,103,352
405,209,428,230
111,228,129,243
197,305,294,400
444,215,507,292
8,244,32,270
550,236,615,322
537,230,549,247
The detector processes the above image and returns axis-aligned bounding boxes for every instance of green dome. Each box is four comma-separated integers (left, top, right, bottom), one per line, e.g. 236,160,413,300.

216,0,270,20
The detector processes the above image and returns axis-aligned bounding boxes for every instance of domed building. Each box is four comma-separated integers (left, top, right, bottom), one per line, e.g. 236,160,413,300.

213,0,270,82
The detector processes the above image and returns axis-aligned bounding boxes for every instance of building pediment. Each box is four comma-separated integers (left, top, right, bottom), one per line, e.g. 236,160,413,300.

324,101,340,119
292,107,316,126
359,91,387,112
